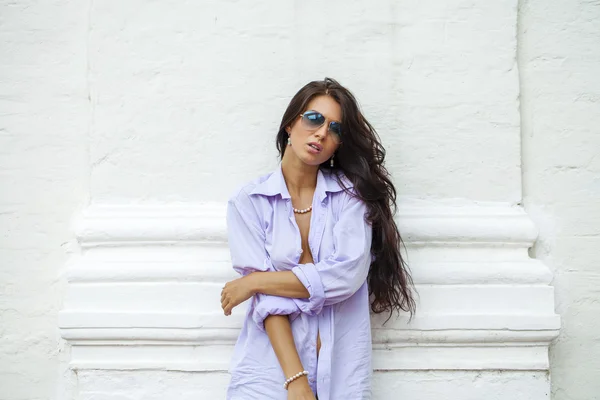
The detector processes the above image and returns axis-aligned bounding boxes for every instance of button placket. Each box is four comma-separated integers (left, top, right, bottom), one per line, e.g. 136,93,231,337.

287,199,304,263
310,206,326,260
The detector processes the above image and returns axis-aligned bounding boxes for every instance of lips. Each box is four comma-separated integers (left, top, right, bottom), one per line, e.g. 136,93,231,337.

307,142,323,153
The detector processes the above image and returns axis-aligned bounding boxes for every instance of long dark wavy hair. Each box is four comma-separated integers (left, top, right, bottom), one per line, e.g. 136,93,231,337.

276,77,416,319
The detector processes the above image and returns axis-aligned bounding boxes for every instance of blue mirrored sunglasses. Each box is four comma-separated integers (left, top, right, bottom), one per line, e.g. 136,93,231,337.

299,110,342,141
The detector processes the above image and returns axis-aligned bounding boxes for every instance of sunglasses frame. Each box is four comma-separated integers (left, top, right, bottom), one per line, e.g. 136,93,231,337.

299,110,343,143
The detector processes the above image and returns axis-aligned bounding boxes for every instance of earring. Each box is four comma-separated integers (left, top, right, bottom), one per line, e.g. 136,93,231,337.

330,154,335,167
287,136,291,146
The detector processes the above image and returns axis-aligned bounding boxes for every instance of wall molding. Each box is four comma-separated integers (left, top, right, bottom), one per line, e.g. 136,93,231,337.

59,200,560,371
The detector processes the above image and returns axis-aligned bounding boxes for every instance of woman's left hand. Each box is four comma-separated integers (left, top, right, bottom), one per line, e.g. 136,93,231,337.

221,275,255,316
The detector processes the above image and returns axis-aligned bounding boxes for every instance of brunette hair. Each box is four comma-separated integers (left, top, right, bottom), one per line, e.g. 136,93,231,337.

276,77,416,319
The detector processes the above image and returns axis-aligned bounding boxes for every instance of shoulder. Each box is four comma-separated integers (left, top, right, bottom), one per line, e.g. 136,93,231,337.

227,170,273,206
323,170,360,204
322,168,355,194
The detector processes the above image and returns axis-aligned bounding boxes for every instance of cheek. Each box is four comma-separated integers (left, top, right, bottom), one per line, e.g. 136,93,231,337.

323,142,339,158
290,125,309,141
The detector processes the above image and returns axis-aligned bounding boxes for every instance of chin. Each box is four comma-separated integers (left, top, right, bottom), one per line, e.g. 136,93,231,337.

301,159,324,167
292,151,325,166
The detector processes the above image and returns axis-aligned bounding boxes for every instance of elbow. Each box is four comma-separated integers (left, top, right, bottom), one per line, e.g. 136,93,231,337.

291,265,326,316
291,240,372,311
323,253,371,306
231,257,272,276
233,265,261,276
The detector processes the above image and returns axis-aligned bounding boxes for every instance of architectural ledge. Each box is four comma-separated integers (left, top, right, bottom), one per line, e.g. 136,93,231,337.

60,200,560,372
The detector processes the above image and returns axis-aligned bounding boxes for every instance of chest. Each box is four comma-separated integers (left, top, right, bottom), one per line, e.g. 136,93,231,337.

262,196,341,271
293,212,313,263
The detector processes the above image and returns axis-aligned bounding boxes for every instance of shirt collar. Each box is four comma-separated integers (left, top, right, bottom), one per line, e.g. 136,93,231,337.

249,162,353,201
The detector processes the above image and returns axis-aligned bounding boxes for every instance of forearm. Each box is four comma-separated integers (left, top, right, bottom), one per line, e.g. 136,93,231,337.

264,315,308,380
249,271,310,299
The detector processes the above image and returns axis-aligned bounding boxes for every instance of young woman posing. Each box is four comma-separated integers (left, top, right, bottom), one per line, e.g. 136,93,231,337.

221,77,415,400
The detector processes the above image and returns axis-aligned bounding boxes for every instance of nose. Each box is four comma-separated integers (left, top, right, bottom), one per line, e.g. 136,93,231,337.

314,123,328,139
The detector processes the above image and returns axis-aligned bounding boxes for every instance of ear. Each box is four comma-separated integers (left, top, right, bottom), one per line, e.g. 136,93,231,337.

285,126,291,134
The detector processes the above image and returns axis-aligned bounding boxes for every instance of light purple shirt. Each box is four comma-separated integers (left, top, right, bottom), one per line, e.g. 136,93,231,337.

225,162,373,400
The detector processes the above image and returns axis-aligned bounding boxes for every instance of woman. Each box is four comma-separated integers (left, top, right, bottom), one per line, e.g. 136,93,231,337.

221,77,415,400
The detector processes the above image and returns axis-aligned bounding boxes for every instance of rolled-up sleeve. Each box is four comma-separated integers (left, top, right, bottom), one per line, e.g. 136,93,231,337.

291,191,373,315
252,293,300,331
226,193,301,330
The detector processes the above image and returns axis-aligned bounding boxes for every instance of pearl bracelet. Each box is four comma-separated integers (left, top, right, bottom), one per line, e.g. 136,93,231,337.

283,370,309,389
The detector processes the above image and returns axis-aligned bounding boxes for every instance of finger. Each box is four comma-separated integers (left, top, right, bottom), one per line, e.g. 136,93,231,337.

225,301,236,316
227,299,239,315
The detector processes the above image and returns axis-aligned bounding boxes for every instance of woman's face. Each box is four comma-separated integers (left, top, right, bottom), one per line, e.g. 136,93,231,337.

285,95,342,166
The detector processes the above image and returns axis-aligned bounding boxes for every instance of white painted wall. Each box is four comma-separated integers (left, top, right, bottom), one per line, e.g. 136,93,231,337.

519,0,600,398
0,1,597,400
0,1,89,399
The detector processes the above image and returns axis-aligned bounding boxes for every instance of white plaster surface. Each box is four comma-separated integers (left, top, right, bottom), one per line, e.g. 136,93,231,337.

0,0,597,399
519,0,600,398
73,370,551,400
0,0,89,399
84,0,521,204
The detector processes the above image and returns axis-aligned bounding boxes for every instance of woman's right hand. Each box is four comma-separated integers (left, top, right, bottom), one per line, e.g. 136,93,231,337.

287,377,316,400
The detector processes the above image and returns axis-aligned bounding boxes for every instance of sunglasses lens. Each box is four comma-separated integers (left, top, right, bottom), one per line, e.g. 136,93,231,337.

303,111,325,128
301,111,342,142
330,122,342,137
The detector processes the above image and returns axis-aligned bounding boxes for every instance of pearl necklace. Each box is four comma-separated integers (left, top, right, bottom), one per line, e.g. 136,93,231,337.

293,205,312,214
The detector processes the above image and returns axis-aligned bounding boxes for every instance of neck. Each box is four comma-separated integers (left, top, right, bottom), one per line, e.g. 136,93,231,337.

280,152,318,198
